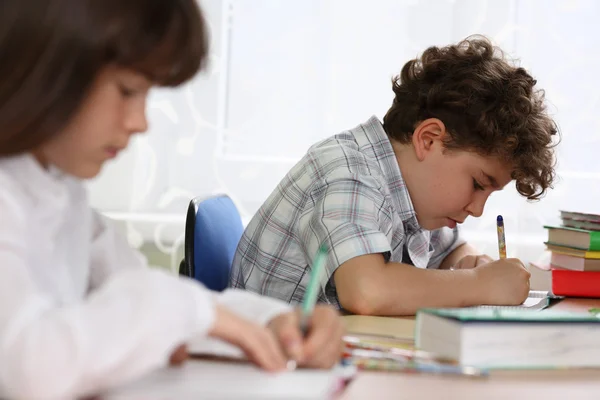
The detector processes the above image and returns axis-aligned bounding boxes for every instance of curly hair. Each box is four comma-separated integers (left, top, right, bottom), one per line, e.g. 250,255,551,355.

383,35,558,200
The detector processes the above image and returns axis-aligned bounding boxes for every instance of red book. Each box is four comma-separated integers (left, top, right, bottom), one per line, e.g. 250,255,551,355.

552,269,600,298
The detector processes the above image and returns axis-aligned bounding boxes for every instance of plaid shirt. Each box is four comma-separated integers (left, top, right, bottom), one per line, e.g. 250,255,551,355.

229,116,465,307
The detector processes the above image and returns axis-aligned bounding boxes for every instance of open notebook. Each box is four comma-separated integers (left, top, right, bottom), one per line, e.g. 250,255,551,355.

468,290,562,311
103,336,353,400
105,360,347,400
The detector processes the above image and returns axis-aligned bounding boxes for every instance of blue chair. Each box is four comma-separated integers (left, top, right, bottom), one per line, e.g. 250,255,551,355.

179,194,244,291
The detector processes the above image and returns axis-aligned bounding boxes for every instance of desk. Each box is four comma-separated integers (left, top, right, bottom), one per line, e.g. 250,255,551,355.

339,298,600,400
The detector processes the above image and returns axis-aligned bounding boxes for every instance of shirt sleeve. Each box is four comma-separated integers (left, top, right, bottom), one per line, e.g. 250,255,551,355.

426,226,467,269
215,288,292,326
0,194,217,400
297,171,397,288
187,290,291,360
88,210,148,291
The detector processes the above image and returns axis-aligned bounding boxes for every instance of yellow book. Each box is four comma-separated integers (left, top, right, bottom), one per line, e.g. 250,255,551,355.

545,243,600,259
342,315,415,342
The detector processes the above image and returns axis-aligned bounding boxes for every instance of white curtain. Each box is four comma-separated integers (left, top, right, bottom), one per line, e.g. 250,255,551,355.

88,0,600,271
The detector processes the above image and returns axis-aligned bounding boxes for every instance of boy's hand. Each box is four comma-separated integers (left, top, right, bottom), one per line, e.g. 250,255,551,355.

472,258,531,305
453,254,494,269
208,304,288,371
267,306,344,369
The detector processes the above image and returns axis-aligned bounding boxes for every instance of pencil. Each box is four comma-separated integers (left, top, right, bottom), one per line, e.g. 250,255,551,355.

347,357,488,378
343,336,457,365
497,215,506,259
300,244,328,335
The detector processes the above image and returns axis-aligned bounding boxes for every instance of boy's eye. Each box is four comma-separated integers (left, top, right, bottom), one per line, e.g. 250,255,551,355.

473,178,485,191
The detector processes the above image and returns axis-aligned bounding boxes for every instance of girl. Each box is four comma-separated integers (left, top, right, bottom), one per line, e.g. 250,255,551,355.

0,0,344,399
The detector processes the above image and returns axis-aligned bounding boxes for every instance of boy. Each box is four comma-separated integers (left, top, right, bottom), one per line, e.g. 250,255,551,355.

229,36,557,316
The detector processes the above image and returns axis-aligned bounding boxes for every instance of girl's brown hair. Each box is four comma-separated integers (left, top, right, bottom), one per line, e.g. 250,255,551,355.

0,0,209,155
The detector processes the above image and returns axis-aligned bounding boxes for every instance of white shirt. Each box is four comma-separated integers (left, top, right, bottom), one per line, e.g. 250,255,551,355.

0,154,290,400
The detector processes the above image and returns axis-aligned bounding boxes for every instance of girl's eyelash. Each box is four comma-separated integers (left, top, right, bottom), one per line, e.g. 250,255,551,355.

473,178,485,191
119,85,137,97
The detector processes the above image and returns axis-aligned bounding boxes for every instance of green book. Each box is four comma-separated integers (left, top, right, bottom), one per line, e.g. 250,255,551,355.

418,307,600,322
544,225,600,251
415,308,600,369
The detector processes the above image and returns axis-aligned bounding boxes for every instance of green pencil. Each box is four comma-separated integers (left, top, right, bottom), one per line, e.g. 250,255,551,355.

300,244,328,334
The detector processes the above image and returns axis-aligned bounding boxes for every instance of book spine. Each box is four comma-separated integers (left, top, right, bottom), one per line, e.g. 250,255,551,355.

590,230,600,251
552,270,600,297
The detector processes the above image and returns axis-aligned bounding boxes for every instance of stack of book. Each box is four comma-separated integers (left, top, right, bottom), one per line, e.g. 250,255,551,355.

415,307,600,369
544,210,600,297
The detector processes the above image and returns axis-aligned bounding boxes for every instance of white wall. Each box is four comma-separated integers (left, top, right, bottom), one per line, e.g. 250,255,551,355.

89,0,600,270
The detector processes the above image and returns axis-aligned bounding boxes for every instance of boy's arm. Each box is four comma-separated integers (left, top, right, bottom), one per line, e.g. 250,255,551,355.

334,253,482,315
296,173,525,315
428,227,491,270
334,251,530,316
438,243,481,269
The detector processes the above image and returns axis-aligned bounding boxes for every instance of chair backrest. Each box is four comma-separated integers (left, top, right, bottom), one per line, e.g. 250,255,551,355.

180,194,244,291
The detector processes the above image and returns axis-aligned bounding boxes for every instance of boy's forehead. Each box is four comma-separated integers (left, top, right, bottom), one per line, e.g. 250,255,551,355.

478,157,513,187
463,151,513,186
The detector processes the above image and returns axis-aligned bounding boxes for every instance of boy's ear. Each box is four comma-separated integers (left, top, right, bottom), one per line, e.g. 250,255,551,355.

411,118,447,161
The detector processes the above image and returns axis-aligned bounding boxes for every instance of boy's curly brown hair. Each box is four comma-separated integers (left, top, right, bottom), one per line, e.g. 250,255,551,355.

383,35,558,200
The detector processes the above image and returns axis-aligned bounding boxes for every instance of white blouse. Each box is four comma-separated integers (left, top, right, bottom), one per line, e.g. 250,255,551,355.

0,155,290,400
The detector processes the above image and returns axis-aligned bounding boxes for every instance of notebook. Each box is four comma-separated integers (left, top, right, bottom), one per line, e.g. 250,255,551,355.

415,307,600,369
149,336,355,400
105,360,347,400
467,290,560,311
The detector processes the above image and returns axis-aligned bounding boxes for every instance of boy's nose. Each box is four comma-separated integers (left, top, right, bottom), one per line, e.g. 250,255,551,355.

465,197,486,218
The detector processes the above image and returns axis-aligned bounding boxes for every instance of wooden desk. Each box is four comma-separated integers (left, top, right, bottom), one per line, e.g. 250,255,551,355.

339,298,600,400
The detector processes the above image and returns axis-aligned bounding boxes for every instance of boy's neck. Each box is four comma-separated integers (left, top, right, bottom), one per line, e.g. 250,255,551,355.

388,139,424,224
389,139,417,185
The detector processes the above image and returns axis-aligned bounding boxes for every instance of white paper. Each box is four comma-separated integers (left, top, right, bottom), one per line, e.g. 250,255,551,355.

104,360,343,400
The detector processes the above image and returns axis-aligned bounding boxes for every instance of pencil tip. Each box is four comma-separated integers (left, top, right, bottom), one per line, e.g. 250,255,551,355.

497,215,503,222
